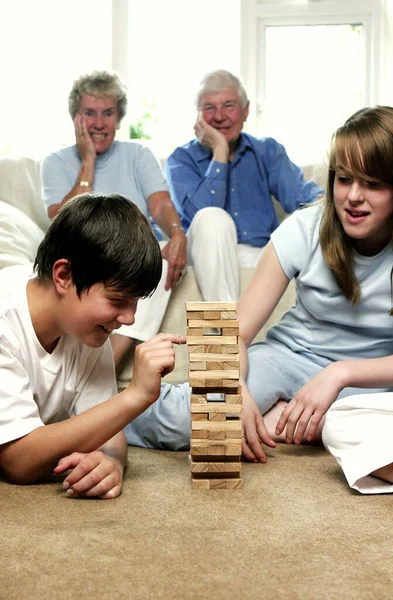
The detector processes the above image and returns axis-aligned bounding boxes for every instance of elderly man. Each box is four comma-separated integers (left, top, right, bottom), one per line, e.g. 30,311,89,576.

166,69,323,301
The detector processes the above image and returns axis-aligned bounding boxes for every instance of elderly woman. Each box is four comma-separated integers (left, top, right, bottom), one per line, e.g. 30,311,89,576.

41,70,187,369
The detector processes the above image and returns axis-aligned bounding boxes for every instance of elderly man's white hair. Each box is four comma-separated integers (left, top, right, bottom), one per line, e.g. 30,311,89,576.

195,70,249,109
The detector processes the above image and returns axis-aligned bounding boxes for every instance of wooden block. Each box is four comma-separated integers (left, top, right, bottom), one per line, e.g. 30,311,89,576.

190,461,241,474
222,387,242,395
191,403,241,414
225,445,242,456
189,345,222,354
225,394,243,404
220,311,237,319
223,360,240,370
186,336,237,345
204,311,221,320
208,429,225,440
206,362,224,371
188,320,238,328
189,361,206,371
191,421,241,434
188,353,239,362
191,478,243,490
186,311,204,319
191,440,242,457
191,429,208,439
190,370,240,380
191,479,210,490
190,376,222,388
191,413,208,421
186,301,237,311
209,412,226,421
190,394,207,404
223,327,239,335
223,377,241,385
224,345,240,353
226,479,243,489
187,327,203,336
225,429,242,439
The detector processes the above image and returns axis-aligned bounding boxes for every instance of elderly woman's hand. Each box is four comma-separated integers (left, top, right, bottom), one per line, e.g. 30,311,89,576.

74,114,96,163
161,230,188,290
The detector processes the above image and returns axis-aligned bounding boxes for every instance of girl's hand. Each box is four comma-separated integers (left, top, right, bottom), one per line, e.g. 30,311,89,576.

275,366,342,444
241,386,276,462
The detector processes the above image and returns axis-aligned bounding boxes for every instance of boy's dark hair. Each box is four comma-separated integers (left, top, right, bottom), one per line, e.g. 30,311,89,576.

34,193,162,298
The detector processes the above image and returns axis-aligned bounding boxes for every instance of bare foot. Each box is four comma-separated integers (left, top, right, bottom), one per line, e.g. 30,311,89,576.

371,463,393,483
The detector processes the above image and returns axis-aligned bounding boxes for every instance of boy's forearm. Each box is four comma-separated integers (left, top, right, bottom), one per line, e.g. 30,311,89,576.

99,431,128,474
0,387,150,484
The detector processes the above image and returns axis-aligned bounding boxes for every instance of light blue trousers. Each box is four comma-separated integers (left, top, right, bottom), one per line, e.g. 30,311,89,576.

124,339,393,450
246,339,392,415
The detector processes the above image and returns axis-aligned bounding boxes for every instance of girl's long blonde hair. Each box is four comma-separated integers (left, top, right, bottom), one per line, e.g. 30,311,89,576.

320,106,393,306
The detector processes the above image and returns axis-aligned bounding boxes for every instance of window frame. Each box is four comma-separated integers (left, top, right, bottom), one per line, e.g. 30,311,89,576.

241,0,382,135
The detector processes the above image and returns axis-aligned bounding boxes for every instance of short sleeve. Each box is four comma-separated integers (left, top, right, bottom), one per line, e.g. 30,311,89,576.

70,340,118,417
0,338,44,445
135,146,169,199
270,205,322,279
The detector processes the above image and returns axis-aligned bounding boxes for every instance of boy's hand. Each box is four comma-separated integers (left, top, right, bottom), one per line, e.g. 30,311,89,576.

54,450,123,499
129,333,186,407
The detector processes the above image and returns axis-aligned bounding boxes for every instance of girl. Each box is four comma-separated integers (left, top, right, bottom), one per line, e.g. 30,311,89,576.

238,106,393,493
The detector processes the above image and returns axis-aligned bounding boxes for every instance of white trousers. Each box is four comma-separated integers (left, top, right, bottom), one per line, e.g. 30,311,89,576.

187,207,264,302
323,393,393,494
116,241,172,342
117,207,264,341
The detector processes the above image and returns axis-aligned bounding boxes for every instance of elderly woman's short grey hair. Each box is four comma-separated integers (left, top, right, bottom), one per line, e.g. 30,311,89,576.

195,70,249,109
68,70,128,122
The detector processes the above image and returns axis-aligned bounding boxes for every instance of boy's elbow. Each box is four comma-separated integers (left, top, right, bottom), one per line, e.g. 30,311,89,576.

0,446,42,485
0,460,39,485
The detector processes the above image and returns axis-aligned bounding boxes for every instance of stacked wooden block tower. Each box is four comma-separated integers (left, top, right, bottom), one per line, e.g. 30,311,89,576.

186,301,243,490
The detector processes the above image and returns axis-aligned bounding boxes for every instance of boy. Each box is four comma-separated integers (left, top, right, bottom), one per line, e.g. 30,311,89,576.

0,193,185,499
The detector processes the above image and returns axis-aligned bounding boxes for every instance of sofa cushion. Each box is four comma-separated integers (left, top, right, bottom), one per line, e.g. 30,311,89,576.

0,156,49,232
0,201,45,269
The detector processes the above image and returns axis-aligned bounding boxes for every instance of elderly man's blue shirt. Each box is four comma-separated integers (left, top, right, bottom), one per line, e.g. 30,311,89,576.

166,133,324,247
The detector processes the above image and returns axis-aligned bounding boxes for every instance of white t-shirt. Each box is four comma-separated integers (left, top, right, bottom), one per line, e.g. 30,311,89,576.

269,204,393,362
0,265,117,445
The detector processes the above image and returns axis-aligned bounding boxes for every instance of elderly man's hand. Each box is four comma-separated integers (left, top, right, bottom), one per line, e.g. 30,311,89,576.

161,230,188,290
194,115,229,160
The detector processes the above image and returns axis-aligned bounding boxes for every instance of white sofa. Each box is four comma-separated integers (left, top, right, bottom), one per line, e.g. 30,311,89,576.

0,155,326,385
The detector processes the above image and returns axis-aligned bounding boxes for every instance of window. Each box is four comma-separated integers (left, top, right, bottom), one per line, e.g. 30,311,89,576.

0,0,112,158
241,0,383,166
127,0,242,159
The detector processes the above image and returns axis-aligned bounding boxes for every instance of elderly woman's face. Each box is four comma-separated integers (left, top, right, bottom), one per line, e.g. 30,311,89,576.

78,93,118,154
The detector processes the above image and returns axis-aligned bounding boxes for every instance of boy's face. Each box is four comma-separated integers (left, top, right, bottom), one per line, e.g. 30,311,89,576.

61,282,139,348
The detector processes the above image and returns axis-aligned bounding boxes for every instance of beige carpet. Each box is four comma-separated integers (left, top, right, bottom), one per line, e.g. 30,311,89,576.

1,444,393,600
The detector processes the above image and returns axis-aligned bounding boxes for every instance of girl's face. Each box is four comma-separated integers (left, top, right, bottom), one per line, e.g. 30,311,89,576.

334,170,393,256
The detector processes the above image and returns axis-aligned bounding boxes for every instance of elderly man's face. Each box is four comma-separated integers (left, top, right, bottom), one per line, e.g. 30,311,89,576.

199,88,249,144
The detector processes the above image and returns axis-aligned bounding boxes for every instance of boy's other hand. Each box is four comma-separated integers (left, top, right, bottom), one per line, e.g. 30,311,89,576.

54,450,124,499
130,333,186,407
